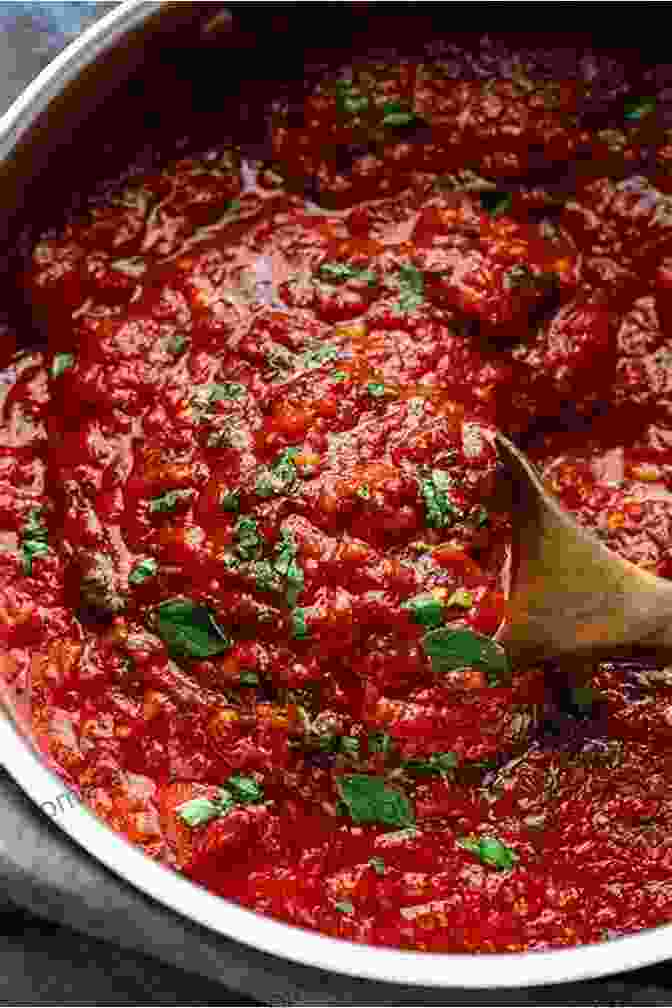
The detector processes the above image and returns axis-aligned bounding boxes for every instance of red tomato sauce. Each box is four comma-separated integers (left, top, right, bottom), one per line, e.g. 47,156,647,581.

4,38,672,952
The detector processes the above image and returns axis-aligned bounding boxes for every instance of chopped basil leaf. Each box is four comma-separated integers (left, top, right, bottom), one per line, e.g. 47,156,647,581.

369,856,386,875
335,79,370,118
129,557,158,586
340,736,360,756
52,352,75,378
148,488,193,514
155,598,231,659
368,731,393,755
419,469,462,529
320,262,377,286
381,100,419,128
274,529,304,606
356,484,371,500
302,344,340,369
227,774,264,805
220,490,240,512
473,505,489,528
234,516,263,561
176,797,220,827
366,382,387,398
394,264,425,314
338,774,414,828
332,370,348,382
422,627,509,686
446,588,473,610
402,593,443,629
402,751,458,777
458,834,519,871
167,333,187,355
291,607,310,640
255,447,299,498
480,190,512,216
252,560,281,594
209,382,246,401
624,96,656,120
226,198,242,214
240,670,260,687
334,900,355,914
20,507,50,575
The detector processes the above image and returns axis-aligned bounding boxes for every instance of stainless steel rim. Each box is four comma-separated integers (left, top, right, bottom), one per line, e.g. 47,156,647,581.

1,0,671,988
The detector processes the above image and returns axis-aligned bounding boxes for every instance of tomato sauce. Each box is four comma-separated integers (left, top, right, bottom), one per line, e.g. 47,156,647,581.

4,36,672,952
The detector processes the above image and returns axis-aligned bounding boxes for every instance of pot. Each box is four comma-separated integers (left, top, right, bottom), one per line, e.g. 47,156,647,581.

1,1,670,989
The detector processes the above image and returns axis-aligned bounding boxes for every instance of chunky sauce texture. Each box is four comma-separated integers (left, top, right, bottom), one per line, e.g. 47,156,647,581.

5,35,672,952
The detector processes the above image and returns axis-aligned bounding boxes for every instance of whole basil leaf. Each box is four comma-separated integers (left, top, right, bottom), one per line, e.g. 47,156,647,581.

458,834,518,871
338,774,414,828
155,598,231,659
422,627,510,685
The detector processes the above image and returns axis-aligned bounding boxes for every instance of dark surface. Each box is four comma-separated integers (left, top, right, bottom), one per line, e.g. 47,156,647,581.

2,4,672,1005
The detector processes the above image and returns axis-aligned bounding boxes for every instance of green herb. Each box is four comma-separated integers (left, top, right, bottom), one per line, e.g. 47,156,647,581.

52,352,75,378
381,99,419,128
394,264,425,315
240,670,260,687
402,751,458,777
480,191,512,216
332,370,348,382
177,787,235,827
369,856,386,875
234,516,263,561
291,608,310,640
226,198,242,214
422,627,510,686
220,490,240,513
255,447,299,498
356,485,371,501
458,834,519,871
401,593,444,629
624,96,656,120
320,262,377,287
167,333,187,356
148,489,194,514
227,774,264,805
570,685,598,714
503,264,536,290
338,774,414,829
446,588,473,610
335,79,370,118
368,731,393,755
252,560,280,594
318,733,340,753
340,736,360,756
20,507,50,575
334,900,355,914
472,505,489,528
419,469,462,529
273,528,304,606
302,344,340,369
155,598,231,659
208,382,246,401
129,557,158,586
366,382,387,398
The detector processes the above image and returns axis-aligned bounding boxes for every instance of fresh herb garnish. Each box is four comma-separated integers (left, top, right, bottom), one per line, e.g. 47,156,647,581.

20,507,50,575
208,382,246,401
365,382,387,398
394,264,425,315
337,774,414,828
148,488,194,514
624,96,656,120
220,490,240,513
446,588,474,610
234,516,263,561
356,484,371,501
291,608,310,640
402,751,458,777
255,447,300,498
368,731,394,755
177,775,263,828
320,262,377,287
480,190,512,216
332,370,348,382
52,352,75,378
422,627,510,686
302,344,340,369
368,856,386,875
154,598,231,659
335,79,370,117
340,736,361,756
128,557,158,586
273,529,304,606
503,264,537,290
381,99,419,128
458,834,519,871
167,333,188,356
419,469,462,529
334,900,355,914
240,670,260,687
402,593,444,629
227,774,264,805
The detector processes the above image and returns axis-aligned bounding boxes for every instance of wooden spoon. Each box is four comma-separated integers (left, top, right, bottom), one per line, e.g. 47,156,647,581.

495,432,672,666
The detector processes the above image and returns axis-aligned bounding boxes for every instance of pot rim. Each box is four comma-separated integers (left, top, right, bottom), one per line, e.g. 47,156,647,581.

1,0,670,989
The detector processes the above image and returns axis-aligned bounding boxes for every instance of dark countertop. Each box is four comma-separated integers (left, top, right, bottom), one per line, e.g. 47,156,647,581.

2,5,672,1004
